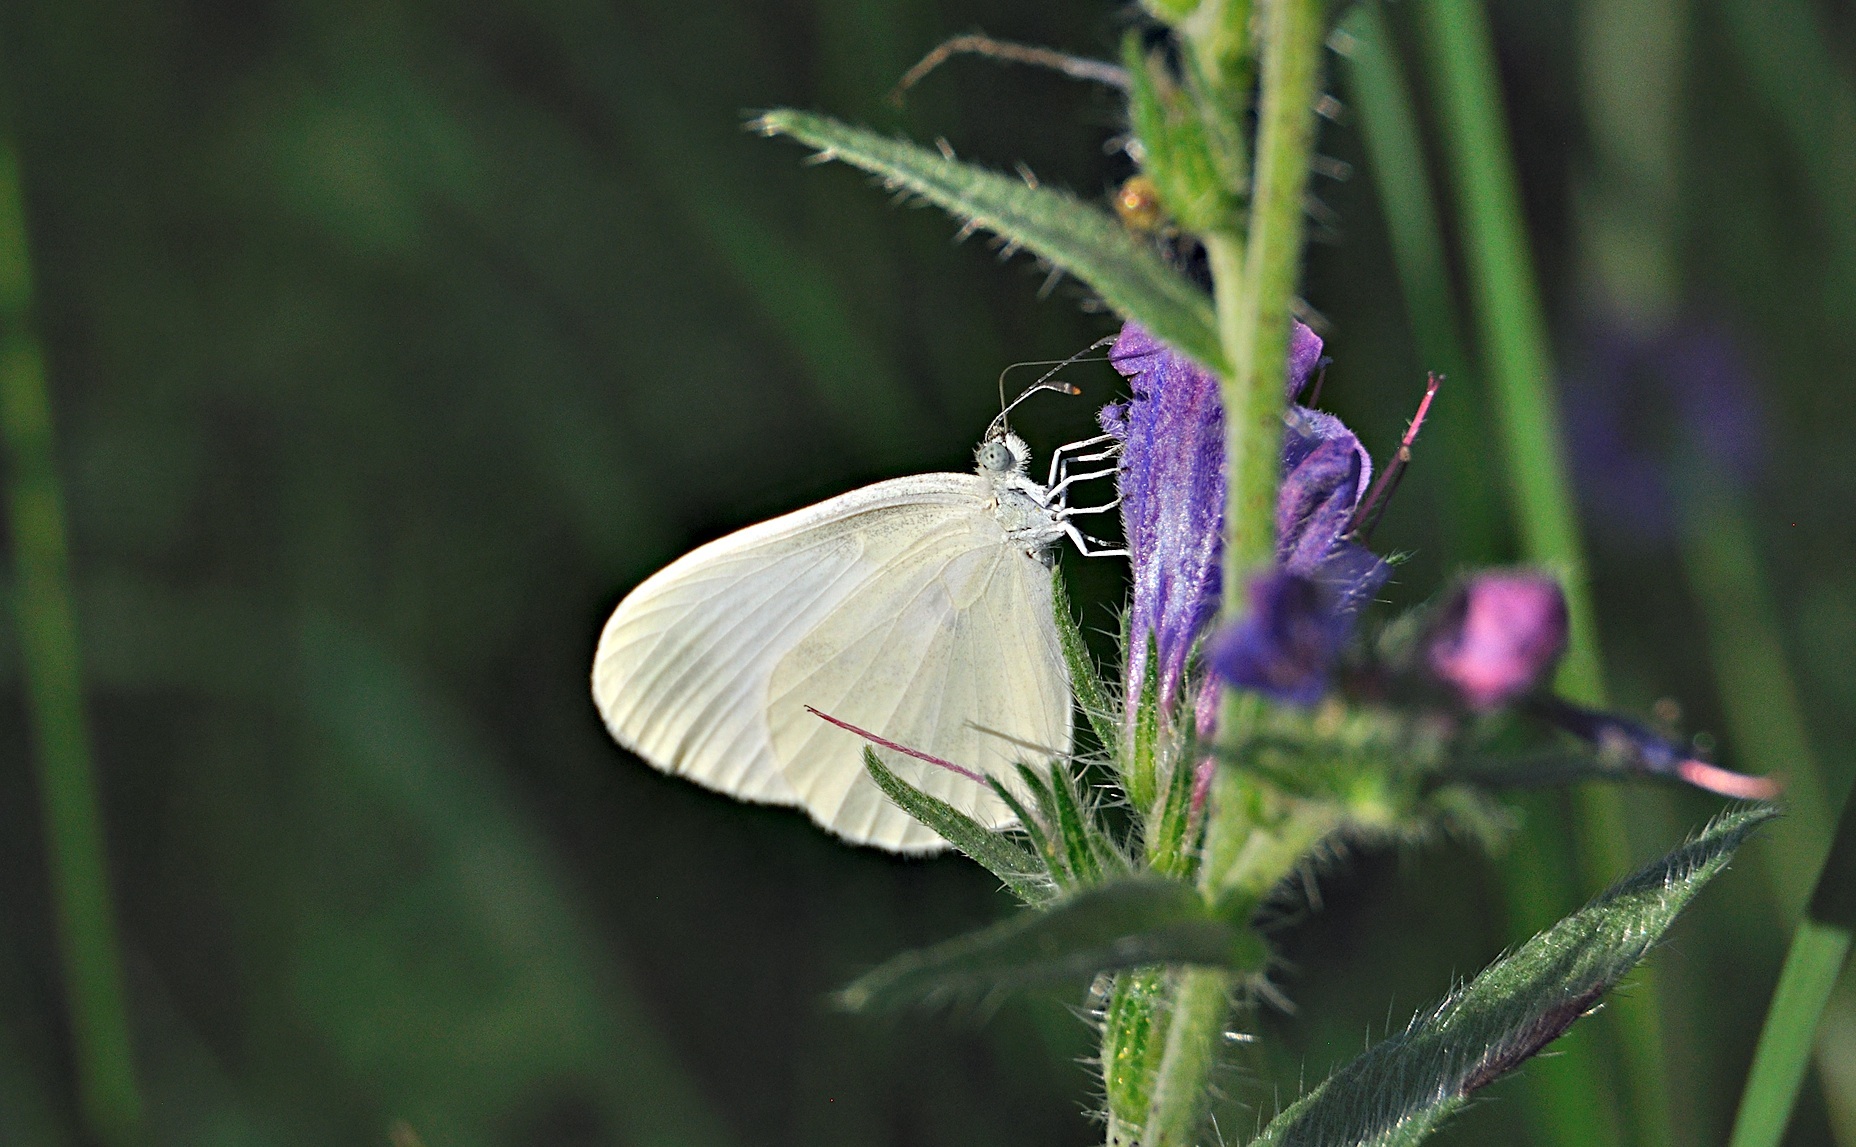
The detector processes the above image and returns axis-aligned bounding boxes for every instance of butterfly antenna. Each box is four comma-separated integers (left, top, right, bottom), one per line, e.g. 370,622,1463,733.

988,337,1115,438
888,34,1130,107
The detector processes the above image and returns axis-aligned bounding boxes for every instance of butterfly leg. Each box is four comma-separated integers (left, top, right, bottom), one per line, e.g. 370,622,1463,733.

1044,465,1120,505
1061,522,1130,558
1045,433,1119,488
1057,498,1121,516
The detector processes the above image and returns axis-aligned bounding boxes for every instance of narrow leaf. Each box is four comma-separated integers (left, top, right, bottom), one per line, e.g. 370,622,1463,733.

1046,761,1107,885
1011,762,1073,887
1053,570,1119,756
836,876,1266,1011
753,109,1225,373
1251,805,1776,1147
1146,745,1199,879
861,749,1047,903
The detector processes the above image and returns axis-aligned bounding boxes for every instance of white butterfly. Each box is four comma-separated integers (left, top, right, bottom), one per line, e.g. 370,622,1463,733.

591,406,1121,853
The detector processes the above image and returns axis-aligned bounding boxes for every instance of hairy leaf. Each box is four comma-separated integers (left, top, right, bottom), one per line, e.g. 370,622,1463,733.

1251,805,1777,1147
837,876,1265,1011
1124,36,1240,234
1053,570,1119,757
861,749,1047,903
753,109,1225,373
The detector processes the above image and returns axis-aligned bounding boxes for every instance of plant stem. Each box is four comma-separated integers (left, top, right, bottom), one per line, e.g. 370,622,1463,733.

0,137,142,1141
1212,0,1320,592
1141,968,1231,1147
1144,3,1325,1139
1418,2,1669,1146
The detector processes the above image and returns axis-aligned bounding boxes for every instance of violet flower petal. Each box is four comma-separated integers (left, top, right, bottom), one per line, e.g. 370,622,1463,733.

1106,320,1380,715
1277,406,1387,611
1108,323,1226,712
1287,321,1324,402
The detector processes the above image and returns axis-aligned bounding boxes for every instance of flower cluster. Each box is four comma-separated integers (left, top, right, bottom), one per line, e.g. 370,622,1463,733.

1102,321,1775,799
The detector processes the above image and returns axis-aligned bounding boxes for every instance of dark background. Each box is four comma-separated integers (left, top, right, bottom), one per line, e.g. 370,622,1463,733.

1,1,1852,1144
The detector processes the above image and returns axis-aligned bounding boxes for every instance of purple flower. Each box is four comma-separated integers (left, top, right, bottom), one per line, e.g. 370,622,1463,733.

1426,572,1569,710
1207,570,1346,706
1287,321,1325,402
1277,406,1390,613
1106,320,1386,713
1105,323,1227,713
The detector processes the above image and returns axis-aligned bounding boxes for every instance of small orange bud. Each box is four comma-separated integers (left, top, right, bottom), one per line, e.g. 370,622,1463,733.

1114,175,1166,234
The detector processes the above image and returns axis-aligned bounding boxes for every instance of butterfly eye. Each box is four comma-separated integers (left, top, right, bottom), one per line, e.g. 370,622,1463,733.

976,439,1016,474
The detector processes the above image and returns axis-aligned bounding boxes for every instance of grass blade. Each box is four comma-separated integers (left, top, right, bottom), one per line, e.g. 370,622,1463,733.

1417,2,1664,1143
1729,783,1856,1147
753,109,1225,373
1335,0,1500,561
0,134,142,1143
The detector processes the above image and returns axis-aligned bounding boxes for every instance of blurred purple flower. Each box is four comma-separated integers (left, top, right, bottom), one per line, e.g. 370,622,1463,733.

1564,315,1766,541
1208,570,1346,706
1426,571,1568,710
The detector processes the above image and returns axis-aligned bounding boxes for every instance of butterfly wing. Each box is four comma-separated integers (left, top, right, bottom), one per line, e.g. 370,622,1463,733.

593,475,1067,846
767,523,1071,852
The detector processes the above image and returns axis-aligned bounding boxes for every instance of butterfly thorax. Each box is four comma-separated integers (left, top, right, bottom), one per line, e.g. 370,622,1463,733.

976,431,1065,560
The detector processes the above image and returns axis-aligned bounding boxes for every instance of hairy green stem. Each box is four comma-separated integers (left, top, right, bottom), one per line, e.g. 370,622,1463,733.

1212,0,1319,593
1419,3,1668,1145
1141,968,1231,1147
0,138,142,1141
1143,3,1325,1142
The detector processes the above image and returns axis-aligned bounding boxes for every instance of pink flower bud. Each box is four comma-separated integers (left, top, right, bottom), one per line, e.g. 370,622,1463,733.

1427,572,1569,710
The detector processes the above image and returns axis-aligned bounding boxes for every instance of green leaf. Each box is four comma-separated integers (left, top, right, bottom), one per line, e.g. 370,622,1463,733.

997,767,1072,889
1145,742,1199,879
1126,641,1162,813
1043,761,1112,884
1251,805,1777,1147
836,876,1266,1011
860,749,1048,903
1053,569,1119,757
753,109,1225,373
1124,36,1241,234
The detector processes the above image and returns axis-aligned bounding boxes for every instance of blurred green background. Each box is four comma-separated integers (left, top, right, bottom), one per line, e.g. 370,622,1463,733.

1,0,1853,1144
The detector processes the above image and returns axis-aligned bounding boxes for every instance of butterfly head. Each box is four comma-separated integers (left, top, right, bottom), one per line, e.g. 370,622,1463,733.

975,431,1033,480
